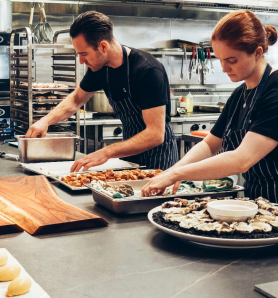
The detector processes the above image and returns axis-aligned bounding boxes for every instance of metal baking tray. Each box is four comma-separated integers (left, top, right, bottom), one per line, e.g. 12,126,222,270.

84,180,245,214
20,159,144,190
15,134,80,163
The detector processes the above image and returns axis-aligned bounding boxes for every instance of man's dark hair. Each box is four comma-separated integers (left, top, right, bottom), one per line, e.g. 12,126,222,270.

70,11,114,49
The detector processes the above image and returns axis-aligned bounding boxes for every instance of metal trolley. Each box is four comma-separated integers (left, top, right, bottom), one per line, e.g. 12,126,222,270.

9,27,81,149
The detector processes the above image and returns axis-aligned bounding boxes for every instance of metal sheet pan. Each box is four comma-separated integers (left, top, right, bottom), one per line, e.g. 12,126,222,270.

20,159,144,190
84,181,245,214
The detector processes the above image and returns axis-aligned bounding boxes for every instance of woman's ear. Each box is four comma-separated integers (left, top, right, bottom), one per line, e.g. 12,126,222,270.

255,46,263,59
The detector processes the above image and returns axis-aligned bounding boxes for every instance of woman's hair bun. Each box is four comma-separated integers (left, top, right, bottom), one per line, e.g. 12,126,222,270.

265,25,278,46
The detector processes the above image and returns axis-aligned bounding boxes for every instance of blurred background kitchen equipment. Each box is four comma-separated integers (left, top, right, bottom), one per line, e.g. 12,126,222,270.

40,2,53,43
87,90,114,114
170,89,178,116
33,6,43,44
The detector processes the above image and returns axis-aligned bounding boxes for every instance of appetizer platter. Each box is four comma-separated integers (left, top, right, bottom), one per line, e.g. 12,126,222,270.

148,196,278,248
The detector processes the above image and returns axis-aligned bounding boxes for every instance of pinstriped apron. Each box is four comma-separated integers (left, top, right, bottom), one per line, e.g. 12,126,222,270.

222,64,278,203
105,45,179,170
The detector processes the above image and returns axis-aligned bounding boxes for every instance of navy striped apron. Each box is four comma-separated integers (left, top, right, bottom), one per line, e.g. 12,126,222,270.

222,64,278,203
105,46,179,170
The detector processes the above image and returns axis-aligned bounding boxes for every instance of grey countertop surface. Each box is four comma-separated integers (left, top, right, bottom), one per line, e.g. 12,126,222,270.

0,144,277,298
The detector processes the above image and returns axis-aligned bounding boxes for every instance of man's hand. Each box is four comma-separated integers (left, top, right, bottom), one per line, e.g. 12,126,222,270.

25,119,49,138
70,148,110,172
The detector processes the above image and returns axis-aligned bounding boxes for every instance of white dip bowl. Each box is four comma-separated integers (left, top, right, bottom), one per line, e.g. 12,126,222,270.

207,200,258,223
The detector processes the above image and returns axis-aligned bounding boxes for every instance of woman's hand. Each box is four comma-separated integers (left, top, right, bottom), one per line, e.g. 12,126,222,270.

141,170,179,197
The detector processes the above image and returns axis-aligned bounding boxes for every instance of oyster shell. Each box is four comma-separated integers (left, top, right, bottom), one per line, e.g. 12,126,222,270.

162,201,182,208
271,209,278,216
230,222,254,234
195,196,212,202
161,207,191,215
174,198,189,206
269,221,278,231
249,220,272,233
217,196,233,200
195,222,222,232
255,214,276,222
257,209,272,216
236,197,250,201
163,214,188,223
215,222,234,235
189,202,202,211
179,218,202,229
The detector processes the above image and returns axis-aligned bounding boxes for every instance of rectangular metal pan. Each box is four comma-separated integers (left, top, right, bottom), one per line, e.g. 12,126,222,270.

20,160,144,190
84,180,245,214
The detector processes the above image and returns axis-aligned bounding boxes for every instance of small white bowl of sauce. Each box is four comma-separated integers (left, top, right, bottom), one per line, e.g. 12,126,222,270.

207,200,258,223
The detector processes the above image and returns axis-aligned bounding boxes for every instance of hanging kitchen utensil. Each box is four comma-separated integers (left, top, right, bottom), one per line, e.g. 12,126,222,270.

200,49,207,82
183,45,189,81
33,7,43,44
28,3,34,32
192,46,196,73
180,54,184,80
40,3,53,43
188,50,193,80
207,48,215,74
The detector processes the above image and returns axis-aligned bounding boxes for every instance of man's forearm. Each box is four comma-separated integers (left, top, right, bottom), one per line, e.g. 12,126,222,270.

103,128,163,159
42,91,83,126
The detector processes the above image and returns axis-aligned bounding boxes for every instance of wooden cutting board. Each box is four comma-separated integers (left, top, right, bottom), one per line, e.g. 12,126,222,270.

0,214,23,234
0,175,108,235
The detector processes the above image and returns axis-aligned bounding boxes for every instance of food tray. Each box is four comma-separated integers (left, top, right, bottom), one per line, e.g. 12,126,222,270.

20,159,143,190
84,180,245,214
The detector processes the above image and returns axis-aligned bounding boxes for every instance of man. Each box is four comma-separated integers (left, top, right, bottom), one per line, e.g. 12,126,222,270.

25,11,178,172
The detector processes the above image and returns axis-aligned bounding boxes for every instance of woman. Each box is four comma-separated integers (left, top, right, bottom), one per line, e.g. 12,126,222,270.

141,10,278,203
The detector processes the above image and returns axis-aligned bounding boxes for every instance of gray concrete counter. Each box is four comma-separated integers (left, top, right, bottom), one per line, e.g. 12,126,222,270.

0,144,276,298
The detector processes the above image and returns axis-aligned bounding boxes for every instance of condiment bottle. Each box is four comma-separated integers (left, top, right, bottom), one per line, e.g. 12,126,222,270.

180,96,186,114
185,91,193,113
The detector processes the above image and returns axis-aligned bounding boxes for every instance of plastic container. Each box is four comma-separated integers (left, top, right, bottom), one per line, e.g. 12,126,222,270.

185,91,193,113
179,96,186,114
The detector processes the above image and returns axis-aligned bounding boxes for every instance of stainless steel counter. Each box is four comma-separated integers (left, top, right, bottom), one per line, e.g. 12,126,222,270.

0,144,276,298
81,113,220,126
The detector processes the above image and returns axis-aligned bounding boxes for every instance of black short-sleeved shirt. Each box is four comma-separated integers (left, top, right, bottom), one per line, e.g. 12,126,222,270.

80,47,171,123
211,70,278,159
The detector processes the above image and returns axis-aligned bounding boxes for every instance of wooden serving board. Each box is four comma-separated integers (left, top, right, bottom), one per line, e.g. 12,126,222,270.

0,175,108,235
0,214,23,234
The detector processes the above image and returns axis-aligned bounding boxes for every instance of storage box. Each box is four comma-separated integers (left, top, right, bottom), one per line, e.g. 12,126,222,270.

15,134,80,163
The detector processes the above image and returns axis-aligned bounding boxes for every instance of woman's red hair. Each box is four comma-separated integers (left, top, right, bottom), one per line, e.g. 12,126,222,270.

211,10,277,54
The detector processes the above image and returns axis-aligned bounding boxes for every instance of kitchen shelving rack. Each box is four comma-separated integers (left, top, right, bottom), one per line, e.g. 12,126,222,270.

9,27,81,147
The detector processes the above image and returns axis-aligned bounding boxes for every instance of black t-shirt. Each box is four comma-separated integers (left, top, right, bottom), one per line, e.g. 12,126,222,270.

211,70,278,159
80,47,171,122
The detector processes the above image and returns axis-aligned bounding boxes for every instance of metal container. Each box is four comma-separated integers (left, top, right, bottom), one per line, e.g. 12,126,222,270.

15,133,80,163
87,90,114,114
0,0,12,32
85,180,244,214
170,98,178,116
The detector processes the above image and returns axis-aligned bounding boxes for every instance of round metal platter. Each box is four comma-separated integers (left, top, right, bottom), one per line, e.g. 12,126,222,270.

148,206,278,249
